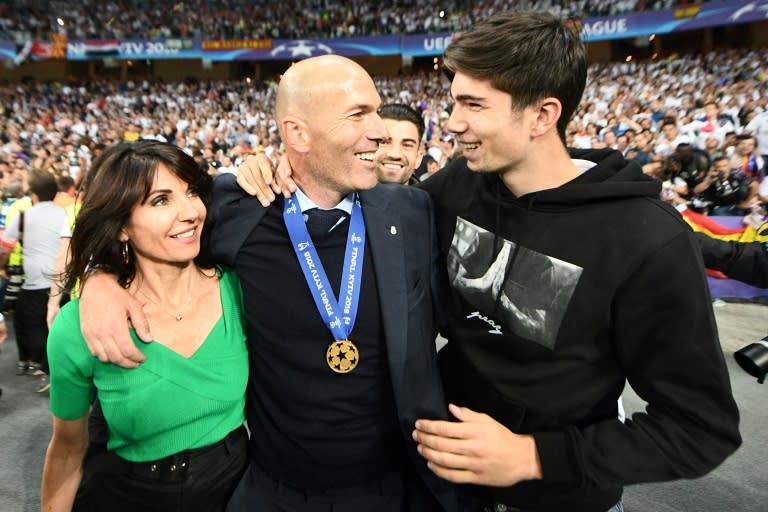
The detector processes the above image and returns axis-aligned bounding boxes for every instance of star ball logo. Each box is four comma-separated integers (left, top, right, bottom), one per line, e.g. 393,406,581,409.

730,2,768,21
270,40,333,58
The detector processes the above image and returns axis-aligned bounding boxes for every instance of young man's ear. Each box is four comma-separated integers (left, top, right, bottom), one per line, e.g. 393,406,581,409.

530,97,562,139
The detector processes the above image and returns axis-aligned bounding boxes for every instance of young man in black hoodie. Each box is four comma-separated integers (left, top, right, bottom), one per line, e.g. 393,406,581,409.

409,10,741,512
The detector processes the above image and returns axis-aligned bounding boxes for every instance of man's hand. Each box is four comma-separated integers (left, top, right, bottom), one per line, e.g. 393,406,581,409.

0,319,7,345
236,153,296,204
413,404,543,487
79,272,151,368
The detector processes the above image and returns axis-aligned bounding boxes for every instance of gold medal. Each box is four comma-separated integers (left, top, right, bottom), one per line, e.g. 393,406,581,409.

327,339,359,373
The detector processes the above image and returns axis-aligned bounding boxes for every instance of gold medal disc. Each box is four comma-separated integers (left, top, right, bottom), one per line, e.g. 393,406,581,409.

327,339,359,373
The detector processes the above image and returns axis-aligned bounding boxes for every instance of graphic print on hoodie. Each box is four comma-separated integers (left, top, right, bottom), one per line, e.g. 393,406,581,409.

447,217,582,349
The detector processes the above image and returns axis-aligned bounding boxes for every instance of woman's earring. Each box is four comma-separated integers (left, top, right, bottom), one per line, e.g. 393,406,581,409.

122,240,130,265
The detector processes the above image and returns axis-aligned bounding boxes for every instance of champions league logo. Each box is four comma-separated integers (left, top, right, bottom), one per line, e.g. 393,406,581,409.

730,2,768,21
270,40,333,58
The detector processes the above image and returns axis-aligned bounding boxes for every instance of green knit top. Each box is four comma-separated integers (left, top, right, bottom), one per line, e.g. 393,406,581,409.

48,267,248,462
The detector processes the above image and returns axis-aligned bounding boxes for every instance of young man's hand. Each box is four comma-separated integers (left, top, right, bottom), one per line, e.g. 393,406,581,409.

413,404,543,487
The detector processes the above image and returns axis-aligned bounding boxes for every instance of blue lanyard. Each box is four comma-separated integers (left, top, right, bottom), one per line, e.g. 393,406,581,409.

283,194,366,341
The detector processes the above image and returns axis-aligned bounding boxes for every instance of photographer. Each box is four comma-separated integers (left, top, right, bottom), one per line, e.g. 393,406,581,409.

674,143,710,189
692,156,758,215
650,144,708,206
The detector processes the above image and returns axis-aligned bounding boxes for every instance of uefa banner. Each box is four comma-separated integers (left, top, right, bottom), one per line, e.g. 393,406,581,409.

576,0,768,42
63,36,401,61
66,39,199,61
5,0,768,62
404,0,768,55
0,41,15,60
401,34,454,57
201,36,401,61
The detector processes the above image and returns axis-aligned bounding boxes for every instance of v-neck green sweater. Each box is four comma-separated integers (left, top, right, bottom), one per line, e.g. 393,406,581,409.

48,267,248,462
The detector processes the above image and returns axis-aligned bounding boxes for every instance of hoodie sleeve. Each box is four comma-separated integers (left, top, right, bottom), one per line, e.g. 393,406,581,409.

534,229,741,487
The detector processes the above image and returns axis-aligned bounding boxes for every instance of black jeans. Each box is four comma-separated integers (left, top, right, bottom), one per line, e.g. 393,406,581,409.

14,288,49,369
73,426,248,512
226,463,406,512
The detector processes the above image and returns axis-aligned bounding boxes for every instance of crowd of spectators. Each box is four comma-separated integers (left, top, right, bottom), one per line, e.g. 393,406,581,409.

2,0,706,41
1,46,767,223
568,48,768,218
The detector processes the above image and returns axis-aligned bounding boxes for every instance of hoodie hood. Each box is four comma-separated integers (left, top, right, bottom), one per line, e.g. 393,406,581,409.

508,148,661,210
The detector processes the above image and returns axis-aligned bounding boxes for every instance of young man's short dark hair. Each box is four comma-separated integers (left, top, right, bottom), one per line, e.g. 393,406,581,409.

442,10,586,143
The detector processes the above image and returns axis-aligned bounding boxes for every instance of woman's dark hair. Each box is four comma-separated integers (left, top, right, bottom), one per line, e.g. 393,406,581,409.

64,140,214,291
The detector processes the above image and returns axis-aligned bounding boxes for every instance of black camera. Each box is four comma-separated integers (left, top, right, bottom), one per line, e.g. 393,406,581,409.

734,336,768,383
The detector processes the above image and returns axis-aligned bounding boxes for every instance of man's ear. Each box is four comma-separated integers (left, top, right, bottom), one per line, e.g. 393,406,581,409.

281,116,310,153
414,147,425,170
530,97,562,139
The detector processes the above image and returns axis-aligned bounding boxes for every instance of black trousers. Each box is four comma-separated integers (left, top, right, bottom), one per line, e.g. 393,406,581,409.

14,288,49,369
73,426,248,512
226,463,406,512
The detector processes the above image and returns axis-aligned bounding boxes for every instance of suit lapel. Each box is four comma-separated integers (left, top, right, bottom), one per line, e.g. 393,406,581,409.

360,188,407,393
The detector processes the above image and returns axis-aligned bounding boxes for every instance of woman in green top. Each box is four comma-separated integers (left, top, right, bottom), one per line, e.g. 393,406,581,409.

41,141,249,511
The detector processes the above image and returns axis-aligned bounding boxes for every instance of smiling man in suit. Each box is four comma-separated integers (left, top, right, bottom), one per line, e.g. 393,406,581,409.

76,55,455,512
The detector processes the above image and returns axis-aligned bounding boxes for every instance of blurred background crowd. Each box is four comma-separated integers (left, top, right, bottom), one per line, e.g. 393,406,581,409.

2,44,768,220
1,0,707,41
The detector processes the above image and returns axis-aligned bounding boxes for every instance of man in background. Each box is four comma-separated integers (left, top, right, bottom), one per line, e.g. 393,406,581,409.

376,103,425,186
0,172,65,393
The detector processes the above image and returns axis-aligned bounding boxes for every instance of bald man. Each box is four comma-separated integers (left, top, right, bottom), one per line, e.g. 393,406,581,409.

77,56,455,512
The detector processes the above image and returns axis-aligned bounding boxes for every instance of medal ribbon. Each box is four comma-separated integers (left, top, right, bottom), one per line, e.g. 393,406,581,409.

284,194,366,341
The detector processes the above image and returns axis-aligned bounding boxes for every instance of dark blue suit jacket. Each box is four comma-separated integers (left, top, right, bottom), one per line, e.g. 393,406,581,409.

202,174,456,512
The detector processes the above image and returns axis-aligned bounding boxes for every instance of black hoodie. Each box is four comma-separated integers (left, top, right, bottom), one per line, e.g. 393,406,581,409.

419,148,741,511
